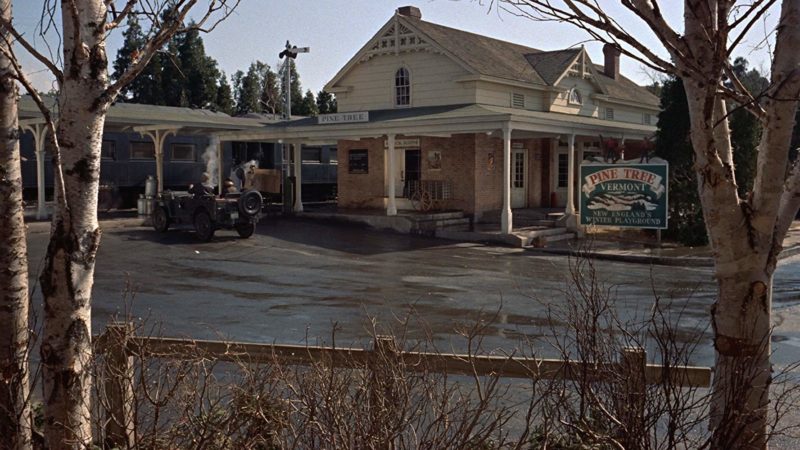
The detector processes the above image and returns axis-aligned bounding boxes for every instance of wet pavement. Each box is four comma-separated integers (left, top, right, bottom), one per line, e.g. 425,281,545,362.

25,218,800,368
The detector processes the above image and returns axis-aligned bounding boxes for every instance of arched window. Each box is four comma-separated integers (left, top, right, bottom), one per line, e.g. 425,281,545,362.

395,67,410,107
568,87,582,105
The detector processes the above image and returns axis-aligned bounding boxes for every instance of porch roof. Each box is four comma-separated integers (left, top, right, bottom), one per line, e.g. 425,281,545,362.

216,103,657,143
19,95,272,135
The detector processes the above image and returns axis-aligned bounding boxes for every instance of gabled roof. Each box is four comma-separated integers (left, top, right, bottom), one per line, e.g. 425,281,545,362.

525,49,581,85
409,19,547,85
327,10,660,108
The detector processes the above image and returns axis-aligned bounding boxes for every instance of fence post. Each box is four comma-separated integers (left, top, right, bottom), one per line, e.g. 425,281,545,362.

103,322,135,449
617,346,647,449
369,336,398,449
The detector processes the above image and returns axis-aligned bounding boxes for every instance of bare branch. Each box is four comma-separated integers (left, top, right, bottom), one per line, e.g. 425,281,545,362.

0,33,66,213
500,1,707,79
0,17,63,84
104,0,137,32
103,0,240,104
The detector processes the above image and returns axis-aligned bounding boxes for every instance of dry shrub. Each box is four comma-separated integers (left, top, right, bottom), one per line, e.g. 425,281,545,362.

82,253,800,449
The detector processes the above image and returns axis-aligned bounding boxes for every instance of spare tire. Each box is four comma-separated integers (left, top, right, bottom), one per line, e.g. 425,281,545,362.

238,190,263,217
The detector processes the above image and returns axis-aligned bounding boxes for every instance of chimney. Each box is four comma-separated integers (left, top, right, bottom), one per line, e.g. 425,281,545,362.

397,6,422,19
603,44,621,79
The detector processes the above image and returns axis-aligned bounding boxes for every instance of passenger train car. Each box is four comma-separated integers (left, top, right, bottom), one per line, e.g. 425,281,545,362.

20,132,338,209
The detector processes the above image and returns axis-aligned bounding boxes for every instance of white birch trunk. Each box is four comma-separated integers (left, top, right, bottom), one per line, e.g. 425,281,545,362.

0,0,32,447
39,1,107,447
679,1,800,448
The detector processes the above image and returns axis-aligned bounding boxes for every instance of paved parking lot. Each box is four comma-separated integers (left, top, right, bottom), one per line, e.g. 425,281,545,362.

25,217,800,366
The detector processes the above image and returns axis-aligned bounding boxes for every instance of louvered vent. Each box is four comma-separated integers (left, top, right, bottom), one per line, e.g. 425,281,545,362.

511,93,525,109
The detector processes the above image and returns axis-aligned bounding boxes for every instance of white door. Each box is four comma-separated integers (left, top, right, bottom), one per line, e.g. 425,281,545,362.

511,149,527,208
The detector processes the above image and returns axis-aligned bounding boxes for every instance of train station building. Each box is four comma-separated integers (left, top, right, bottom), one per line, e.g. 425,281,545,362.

219,6,660,235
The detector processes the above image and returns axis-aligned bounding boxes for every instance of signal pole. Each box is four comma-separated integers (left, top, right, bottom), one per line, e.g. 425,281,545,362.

278,40,309,120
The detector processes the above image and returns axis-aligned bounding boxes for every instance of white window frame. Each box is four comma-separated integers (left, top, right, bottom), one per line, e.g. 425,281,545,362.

394,67,411,107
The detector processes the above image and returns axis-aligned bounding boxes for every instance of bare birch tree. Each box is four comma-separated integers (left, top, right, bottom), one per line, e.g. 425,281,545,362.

0,1,238,447
499,1,800,448
0,0,31,448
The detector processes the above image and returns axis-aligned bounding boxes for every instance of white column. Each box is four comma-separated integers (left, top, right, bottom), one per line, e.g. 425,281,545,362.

293,143,303,212
141,129,176,195
22,123,49,219
34,125,47,219
386,134,397,216
154,132,164,194
566,133,576,215
501,124,513,234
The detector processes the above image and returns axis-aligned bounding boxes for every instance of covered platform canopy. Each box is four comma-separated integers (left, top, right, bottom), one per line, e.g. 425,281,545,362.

19,96,273,218
217,103,656,233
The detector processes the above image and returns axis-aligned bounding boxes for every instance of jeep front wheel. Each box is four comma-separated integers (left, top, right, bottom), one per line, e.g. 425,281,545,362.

236,222,256,238
152,207,170,232
194,210,215,241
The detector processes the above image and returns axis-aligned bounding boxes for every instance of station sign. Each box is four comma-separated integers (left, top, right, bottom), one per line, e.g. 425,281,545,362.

317,111,369,124
384,138,420,148
579,161,668,229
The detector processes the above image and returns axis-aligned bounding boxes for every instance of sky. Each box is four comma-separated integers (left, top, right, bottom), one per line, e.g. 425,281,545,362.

13,1,781,96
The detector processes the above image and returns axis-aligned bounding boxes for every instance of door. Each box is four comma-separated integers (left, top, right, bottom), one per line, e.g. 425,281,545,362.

403,149,421,197
511,149,527,208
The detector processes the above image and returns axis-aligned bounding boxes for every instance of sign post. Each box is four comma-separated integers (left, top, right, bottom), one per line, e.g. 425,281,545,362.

579,161,669,229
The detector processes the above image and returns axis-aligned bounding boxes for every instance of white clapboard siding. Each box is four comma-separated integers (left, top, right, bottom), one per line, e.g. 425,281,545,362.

474,81,545,111
336,51,474,112
551,77,601,117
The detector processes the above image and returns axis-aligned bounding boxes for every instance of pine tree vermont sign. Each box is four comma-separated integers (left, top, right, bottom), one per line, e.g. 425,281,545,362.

579,161,669,229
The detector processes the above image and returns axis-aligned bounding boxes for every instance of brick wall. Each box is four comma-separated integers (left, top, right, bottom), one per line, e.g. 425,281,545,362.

336,134,555,220
337,138,386,209
419,134,476,213
473,133,504,221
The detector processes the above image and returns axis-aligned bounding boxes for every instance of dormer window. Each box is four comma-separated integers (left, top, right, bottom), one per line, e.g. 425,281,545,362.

395,67,410,107
568,88,582,105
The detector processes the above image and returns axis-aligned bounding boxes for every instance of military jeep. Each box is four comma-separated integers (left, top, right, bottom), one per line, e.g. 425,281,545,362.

152,190,263,241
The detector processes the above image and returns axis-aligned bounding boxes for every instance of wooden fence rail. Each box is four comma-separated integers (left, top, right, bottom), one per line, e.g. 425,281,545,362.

95,322,712,448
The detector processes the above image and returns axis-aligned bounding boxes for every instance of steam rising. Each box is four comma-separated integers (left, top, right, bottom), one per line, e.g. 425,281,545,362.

202,136,219,187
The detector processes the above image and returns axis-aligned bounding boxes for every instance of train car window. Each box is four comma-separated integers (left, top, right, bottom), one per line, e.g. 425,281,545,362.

348,149,368,174
171,143,196,161
130,141,155,160
101,140,116,160
301,147,322,163
329,148,338,164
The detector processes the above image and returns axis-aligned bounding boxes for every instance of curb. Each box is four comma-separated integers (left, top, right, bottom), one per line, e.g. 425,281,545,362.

527,247,714,267
528,244,800,267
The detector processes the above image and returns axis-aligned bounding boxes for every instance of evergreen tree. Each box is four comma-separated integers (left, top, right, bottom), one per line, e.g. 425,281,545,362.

729,58,767,196
214,72,235,115
159,38,185,106
233,63,263,115
177,25,220,108
259,64,281,116
112,15,145,101
316,90,337,114
654,77,707,245
297,89,318,116
656,60,766,245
